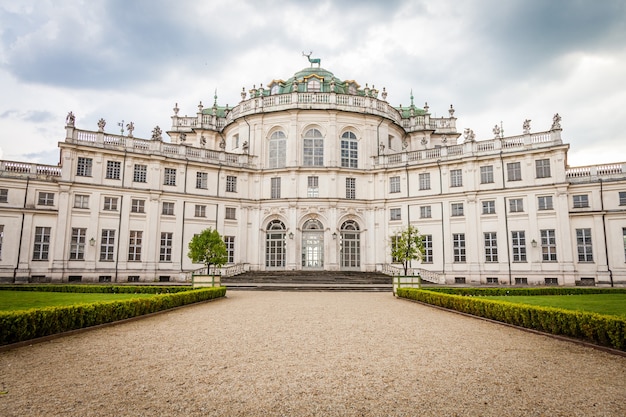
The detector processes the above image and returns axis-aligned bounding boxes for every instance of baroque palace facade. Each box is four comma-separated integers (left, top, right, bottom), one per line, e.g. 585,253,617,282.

0,63,625,286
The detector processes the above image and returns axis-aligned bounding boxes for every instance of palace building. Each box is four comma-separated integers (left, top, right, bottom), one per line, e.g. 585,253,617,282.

0,62,625,286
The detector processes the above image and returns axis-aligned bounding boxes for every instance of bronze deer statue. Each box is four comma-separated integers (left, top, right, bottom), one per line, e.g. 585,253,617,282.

302,51,321,67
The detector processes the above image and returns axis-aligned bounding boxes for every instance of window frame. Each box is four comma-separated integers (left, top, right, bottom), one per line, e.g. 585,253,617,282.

535,159,551,178
537,195,554,210
76,157,93,177
507,162,522,181
106,160,121,180
420,205,432,219
346,177,356,199
451,202,464,217
576,228,593,262
450,169,463,187
270,177,281,199
389,176,401,193
340,131,358,168
482,200,496,215
100,229,115,261
541,229,557,262
480,165,494,184
133,164,147,183
226,175,237,193
511,231,527,262
390,208,402,221
573,194,589,208
163,168,177,186
453,233,466,262
484,232,498,263
419,173,431,190
509,198,524,213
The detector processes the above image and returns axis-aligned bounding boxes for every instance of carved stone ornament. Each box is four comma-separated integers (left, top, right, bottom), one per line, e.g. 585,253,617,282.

180,132,187,143
523,119,531,134
420,137,427,145
126,121,134,138
200,135,206,147
219,137,226,149
492,124,501,138
441,135,448,144
463,128,475,142
151,126,163,141
65,111,75,127
97,118,106,132
551,113,562,130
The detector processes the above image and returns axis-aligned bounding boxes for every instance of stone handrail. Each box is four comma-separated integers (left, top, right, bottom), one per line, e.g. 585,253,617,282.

381,264,445,285
0,160,62,177
375,130,563,167
68,129,254,168
565,163,626,182
171,92,457,134
189,263,248,280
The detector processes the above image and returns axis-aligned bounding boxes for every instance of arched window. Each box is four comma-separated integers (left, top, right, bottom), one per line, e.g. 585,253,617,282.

270,84,280,95
268,130,286,168
341,131,358,168
302,219,324,268
303,128,324,166
307,78,321,92
266,220,286,268
340,220,360,269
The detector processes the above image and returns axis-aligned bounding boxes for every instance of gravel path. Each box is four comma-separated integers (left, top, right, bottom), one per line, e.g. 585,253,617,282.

1,291,625,416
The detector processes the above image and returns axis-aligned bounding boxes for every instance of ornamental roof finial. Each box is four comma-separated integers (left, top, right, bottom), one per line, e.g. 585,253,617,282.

213,89,218,106
410,89,414,107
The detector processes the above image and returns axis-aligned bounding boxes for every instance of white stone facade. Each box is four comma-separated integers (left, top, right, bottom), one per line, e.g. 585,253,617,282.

0,66,625,286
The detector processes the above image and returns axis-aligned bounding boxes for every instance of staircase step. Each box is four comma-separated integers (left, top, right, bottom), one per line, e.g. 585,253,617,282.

222,271,392,291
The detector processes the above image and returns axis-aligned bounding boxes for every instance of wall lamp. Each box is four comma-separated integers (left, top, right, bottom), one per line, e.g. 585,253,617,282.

289,232,294,239
531,239,537,247
89,237,96,246
332,232,337,240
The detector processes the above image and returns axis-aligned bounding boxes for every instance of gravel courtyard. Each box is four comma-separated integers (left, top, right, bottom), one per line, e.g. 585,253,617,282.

1,291,625,416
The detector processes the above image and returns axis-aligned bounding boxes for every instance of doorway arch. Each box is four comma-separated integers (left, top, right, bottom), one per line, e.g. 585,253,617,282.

302,219,324,269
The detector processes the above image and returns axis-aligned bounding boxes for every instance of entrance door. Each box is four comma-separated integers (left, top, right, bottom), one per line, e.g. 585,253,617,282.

340,220,360,269
302,219,324,269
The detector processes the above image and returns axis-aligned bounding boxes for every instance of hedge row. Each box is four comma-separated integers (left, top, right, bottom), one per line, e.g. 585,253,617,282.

424,287,626,296
396,288,626,351
0,287,226,346
0,285,192,294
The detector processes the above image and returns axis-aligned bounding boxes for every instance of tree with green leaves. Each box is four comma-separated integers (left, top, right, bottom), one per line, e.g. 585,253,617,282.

188,228,228,275
390,225,424,276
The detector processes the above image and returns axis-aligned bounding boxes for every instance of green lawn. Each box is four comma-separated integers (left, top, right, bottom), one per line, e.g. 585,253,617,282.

0,291,156,312
485,294,626,318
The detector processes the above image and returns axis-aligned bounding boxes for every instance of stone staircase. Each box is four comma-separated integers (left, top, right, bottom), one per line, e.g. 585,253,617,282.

221,270,393,291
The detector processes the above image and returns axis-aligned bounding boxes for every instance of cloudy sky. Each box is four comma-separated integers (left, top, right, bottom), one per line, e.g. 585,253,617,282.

1,0,625,167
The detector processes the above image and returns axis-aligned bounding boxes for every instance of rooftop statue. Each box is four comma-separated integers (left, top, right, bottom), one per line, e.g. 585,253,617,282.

302,51,321,68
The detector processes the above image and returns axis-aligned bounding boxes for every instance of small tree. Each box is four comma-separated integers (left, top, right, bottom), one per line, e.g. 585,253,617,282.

390,225,424,276
188,228,228,275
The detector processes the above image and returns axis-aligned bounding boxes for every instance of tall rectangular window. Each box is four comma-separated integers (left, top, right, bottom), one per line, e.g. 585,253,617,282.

100,229,115,261
420,206,431,219
423,234,433,263
419,173,431,190
103,197,118,211
484,232,498,262
450,169,463,187
390,176,401,193
195,205,206,218
303,136,324,166
573,194,589,208
106,161,121,180
346,178,356,199
196,172,208,189
69,228,87,260
391,236,400,263
133,164,147,183
390,208,401,221
307,176,319,197
509,198,524,213
480,165,494,184
131,199,145,213
76,157,93,177
576,228,593,262
33,226,51,260
271,177,281,199
0,189,7,203
340,135,358,168
511,231,526,262
453,233,466,262
225,207,237,220
164,168,176,186
451,203,464,217
160,232,173,262
38,192,54,206
541,229,557,262
162,202,175,215
620,192,626,206
128,231,142,261
507,162,521,181
226,175,237,193
482,200,496,214
535,159,551,178
74,194,89,209
0,225,3,260
538,196,553,210
224,236,235,263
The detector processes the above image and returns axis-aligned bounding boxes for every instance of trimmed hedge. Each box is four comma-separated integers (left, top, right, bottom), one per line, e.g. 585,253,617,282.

0,284,192,294
424,287,626,296
0,287,226,346
397,288,626,351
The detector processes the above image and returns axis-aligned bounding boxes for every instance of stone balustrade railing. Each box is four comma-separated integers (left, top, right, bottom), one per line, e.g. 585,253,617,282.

375,130,563,167
172,91,457,134
0,160,62,177
565,163,626,182
65,128,253,168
